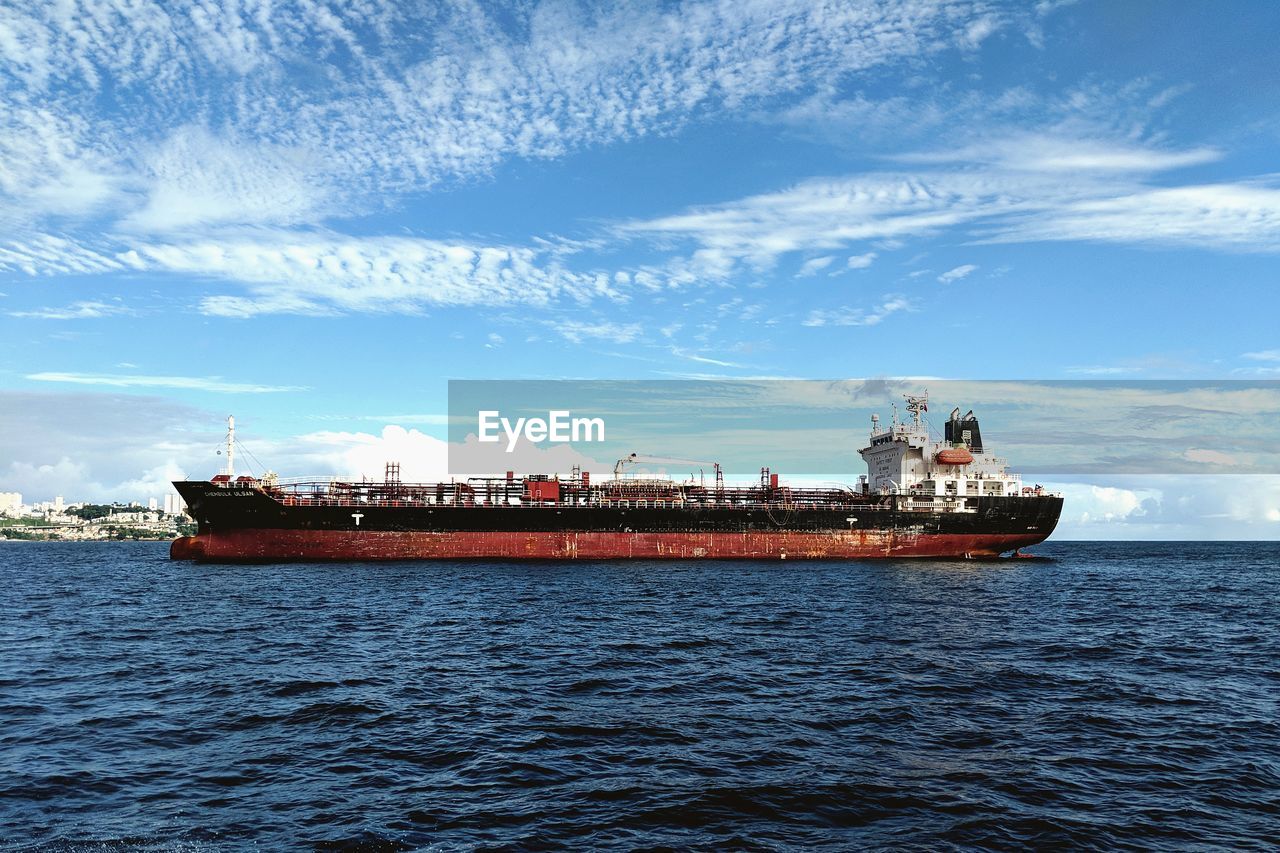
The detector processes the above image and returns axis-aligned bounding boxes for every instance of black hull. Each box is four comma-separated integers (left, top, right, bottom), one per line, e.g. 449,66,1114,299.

174,481,1063,538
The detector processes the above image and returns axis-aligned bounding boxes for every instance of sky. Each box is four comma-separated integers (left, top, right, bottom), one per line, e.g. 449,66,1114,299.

1,0,1279,538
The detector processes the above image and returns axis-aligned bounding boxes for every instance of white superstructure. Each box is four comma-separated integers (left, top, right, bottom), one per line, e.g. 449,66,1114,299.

859,393,1029,499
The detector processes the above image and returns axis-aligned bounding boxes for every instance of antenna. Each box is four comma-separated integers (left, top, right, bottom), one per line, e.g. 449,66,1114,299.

226,415,235,477
904,391,928,426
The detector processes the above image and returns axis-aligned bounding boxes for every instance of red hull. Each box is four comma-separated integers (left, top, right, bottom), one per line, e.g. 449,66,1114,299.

171,529,1047,562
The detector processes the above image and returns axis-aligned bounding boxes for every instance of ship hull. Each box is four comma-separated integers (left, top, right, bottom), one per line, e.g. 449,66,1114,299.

171,481,1062,563
171,528,1050,562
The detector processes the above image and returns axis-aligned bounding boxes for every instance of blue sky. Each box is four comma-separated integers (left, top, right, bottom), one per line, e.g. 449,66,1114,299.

1,1,1279,536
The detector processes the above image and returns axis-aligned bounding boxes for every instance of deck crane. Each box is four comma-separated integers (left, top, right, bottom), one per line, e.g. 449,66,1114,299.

613,453,725,490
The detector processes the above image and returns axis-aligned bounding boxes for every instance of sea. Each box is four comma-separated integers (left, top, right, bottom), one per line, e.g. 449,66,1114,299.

2,541,1277,850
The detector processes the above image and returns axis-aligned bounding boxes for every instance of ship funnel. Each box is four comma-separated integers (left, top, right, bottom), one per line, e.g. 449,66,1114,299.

944,408,983,453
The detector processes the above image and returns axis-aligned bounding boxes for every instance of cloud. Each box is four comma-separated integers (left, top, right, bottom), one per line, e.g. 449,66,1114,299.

959,15,1002,49
298,425,449,483
0,234,126,276
1058,483,1152,524
1048,475,1280,540
122,126,331,232
896,134,1220,173
617,140,1280,287
1243,350,1280,362
0,106,124,225
26,372,305,394
1183,448,1241,467
129,231,617,316
8,300,133,319
989,182,1280,250
797,256,836,277
802,294,914,327
0,0,1001,237
309,414,451,426
552,319,643,344
0,391,444,502
669,347,745,368
1,1,1275,343
619,172,1010,273
286,0,999,193
1064,366,1139,376
0,391,211,503
938,264,978,283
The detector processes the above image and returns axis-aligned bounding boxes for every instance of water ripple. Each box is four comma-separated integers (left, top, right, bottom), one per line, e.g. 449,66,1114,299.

1,541,1278,849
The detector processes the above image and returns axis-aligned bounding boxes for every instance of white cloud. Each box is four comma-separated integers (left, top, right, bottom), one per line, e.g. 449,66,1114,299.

127,232,617,316
896,134,1220,173
1184,448,1241,467
990,182,1280,250
8,300,132,319
115,461,192,502
1,3,1275,329
938,264,978,283
1064,365,1139,376
0,106,124,224
669,347,744,368
617,141,1280,287
0,234,125,276
960,16,1002,50
620,172,1013,272
797,256,835,277
3,457,190,505
122,126,331,231
309,414,451,426
552,320,643,344
0,391,209,503
1067,484,1150,523
0,395,442,502
802,294,914,327
306,0,998,191
1243,350,1280,362
26,372,304,394
299,425,449,483
0,0,1001,236
1049,475,1280,540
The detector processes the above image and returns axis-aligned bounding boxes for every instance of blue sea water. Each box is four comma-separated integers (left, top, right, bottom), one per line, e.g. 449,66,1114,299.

1,541,1278,850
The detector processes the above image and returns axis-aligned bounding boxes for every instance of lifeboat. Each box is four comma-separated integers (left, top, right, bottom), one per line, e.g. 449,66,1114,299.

935,447,974,465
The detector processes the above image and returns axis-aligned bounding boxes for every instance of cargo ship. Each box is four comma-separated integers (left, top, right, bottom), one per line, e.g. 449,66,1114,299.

170,394,1061,562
